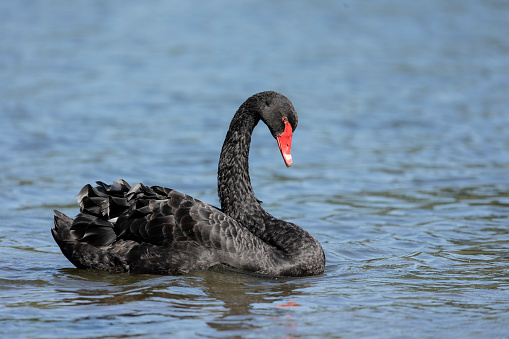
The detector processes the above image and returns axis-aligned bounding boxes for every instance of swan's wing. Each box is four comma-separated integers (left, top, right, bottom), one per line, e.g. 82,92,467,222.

70,181,251,255
117,185,244,251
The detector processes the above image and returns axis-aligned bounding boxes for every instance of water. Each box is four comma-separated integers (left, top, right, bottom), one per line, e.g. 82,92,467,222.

1,0,509,337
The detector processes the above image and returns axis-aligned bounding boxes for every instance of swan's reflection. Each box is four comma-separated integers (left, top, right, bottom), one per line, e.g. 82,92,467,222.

53,266,314,335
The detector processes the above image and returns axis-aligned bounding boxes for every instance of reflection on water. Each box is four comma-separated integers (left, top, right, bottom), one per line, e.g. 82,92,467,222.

1,0,509,337
15,267,311,336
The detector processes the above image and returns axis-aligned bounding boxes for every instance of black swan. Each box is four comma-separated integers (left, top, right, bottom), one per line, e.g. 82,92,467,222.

52,91,325,277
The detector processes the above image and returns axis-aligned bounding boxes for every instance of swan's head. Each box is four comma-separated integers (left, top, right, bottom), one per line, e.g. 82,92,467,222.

255,91,298,167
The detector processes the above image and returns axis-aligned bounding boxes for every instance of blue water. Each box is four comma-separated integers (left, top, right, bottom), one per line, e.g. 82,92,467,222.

1,1,509,337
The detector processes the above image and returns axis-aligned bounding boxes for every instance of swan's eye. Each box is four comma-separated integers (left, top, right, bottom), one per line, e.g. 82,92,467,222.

282,117,288,123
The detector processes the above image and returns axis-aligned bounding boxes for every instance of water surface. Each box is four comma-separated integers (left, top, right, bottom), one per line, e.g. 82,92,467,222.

1,1,509,337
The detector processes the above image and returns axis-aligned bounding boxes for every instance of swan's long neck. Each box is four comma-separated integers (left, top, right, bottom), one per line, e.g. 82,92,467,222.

218,107,266,222
216,95,325,276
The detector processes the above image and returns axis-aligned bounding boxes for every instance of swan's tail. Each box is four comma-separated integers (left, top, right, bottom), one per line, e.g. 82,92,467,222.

51,179,133,268
51,210,83,267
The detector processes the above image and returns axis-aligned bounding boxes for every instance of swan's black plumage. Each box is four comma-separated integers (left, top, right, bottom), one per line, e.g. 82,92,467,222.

52,91,325,276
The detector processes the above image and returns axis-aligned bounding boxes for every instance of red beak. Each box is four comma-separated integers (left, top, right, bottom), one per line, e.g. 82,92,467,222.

277,121,293,167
